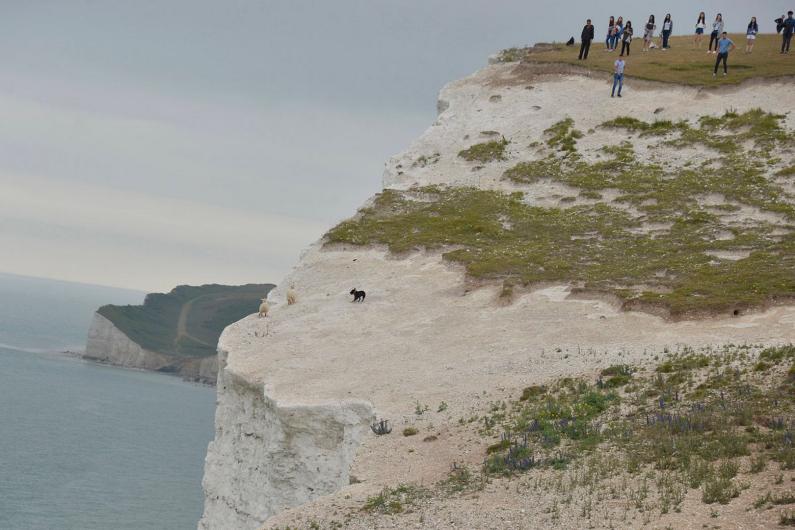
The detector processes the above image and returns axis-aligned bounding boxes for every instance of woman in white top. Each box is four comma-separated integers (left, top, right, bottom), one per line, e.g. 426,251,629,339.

694,12,706,48
746,16,759,53
643,15,656,51
661,14,673,49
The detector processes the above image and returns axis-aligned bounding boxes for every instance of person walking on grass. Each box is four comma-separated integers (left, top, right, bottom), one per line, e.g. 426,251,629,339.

643,15,656,51
783,11,795,54
746,17,759,53
713,32,735,77
708,13,724,54
579,18,595,59
605,16,615,50
612,57,625,98
661,14,673,49
620,21,633,56
695,12,706,48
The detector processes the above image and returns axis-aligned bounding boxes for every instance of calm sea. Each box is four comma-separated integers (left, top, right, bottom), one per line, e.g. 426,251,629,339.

0,274,216,529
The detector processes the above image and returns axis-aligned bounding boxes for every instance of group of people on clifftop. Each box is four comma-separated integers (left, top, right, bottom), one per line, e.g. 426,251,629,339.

573,11,795,98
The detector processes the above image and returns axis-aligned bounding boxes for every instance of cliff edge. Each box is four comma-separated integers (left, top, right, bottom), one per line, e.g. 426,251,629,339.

200,52,795,529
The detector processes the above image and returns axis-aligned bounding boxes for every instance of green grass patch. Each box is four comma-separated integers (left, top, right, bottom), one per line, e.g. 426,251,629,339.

329,112,795,318
544,118,583,153
458,137,509,162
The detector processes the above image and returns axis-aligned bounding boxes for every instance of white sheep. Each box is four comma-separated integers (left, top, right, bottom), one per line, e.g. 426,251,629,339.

286,285,297,305
258,298,270,318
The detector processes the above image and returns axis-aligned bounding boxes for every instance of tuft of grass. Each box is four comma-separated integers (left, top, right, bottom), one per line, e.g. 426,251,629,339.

402,427,419,437
458,137,509,162
702,476,739,504
601,117,687,136
544,118,583,153
362,484,428,514
519,385,547,401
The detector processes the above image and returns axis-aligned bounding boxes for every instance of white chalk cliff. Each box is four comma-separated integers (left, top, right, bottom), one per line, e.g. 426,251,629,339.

198,59,795,529
85,313,217,384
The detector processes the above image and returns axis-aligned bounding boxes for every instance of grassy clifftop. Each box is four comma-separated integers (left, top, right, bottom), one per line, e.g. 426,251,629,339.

98,283,273,358
499,34,795,86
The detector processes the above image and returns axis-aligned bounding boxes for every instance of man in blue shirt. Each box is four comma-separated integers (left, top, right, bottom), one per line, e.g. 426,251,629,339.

713,32,735,77
783,11,795,53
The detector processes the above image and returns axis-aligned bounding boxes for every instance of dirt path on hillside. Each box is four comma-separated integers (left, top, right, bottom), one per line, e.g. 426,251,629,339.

174,295,223,348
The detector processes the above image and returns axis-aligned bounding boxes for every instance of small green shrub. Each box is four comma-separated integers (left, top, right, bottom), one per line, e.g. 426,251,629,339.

702,476,739,504
458,137,509,162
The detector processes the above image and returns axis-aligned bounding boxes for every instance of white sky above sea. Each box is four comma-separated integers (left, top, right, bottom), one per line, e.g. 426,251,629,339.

0,0,777,291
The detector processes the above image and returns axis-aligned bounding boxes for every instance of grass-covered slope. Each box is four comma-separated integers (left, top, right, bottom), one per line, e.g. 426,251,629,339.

98,283,273,358
353,345,795,526
499,34,795,86
327,109,795,318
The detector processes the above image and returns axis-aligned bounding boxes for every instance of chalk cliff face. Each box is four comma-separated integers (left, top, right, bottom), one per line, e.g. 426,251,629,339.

84,313,218,384
199,349,373,529
198,59,795,529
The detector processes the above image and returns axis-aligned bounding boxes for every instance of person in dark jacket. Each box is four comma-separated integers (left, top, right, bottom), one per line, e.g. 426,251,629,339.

620,21,634,56
579,19,595,60
776,14,786,34
782,11,795,53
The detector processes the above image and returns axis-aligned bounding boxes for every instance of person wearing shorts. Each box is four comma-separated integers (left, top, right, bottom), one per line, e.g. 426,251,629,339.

746,17,758,53
695,12,706,48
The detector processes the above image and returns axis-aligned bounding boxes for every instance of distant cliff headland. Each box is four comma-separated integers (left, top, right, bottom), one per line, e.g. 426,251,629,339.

85,283,273,384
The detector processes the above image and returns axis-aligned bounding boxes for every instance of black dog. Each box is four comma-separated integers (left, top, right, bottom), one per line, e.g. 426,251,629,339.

350,288,366,302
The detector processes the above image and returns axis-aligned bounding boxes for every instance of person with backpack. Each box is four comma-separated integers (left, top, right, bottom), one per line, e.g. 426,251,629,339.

661,14,673,49
643,15,656,52
782,11,795,54
620,21,634,56
612,57,625,98
708,13,724,54
695,12,706,48
579,18,595,59
713,32,735,77
746,17,759,53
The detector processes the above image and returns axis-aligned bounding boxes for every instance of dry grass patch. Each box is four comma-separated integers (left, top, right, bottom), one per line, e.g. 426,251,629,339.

499,34,795,86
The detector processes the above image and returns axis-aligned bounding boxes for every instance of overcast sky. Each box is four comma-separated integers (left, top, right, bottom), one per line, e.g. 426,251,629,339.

0,0,779,291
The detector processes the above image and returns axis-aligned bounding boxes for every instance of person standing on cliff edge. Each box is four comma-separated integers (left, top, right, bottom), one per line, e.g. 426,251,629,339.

579,19,595,60
612,57,625,97
713,32,735,77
